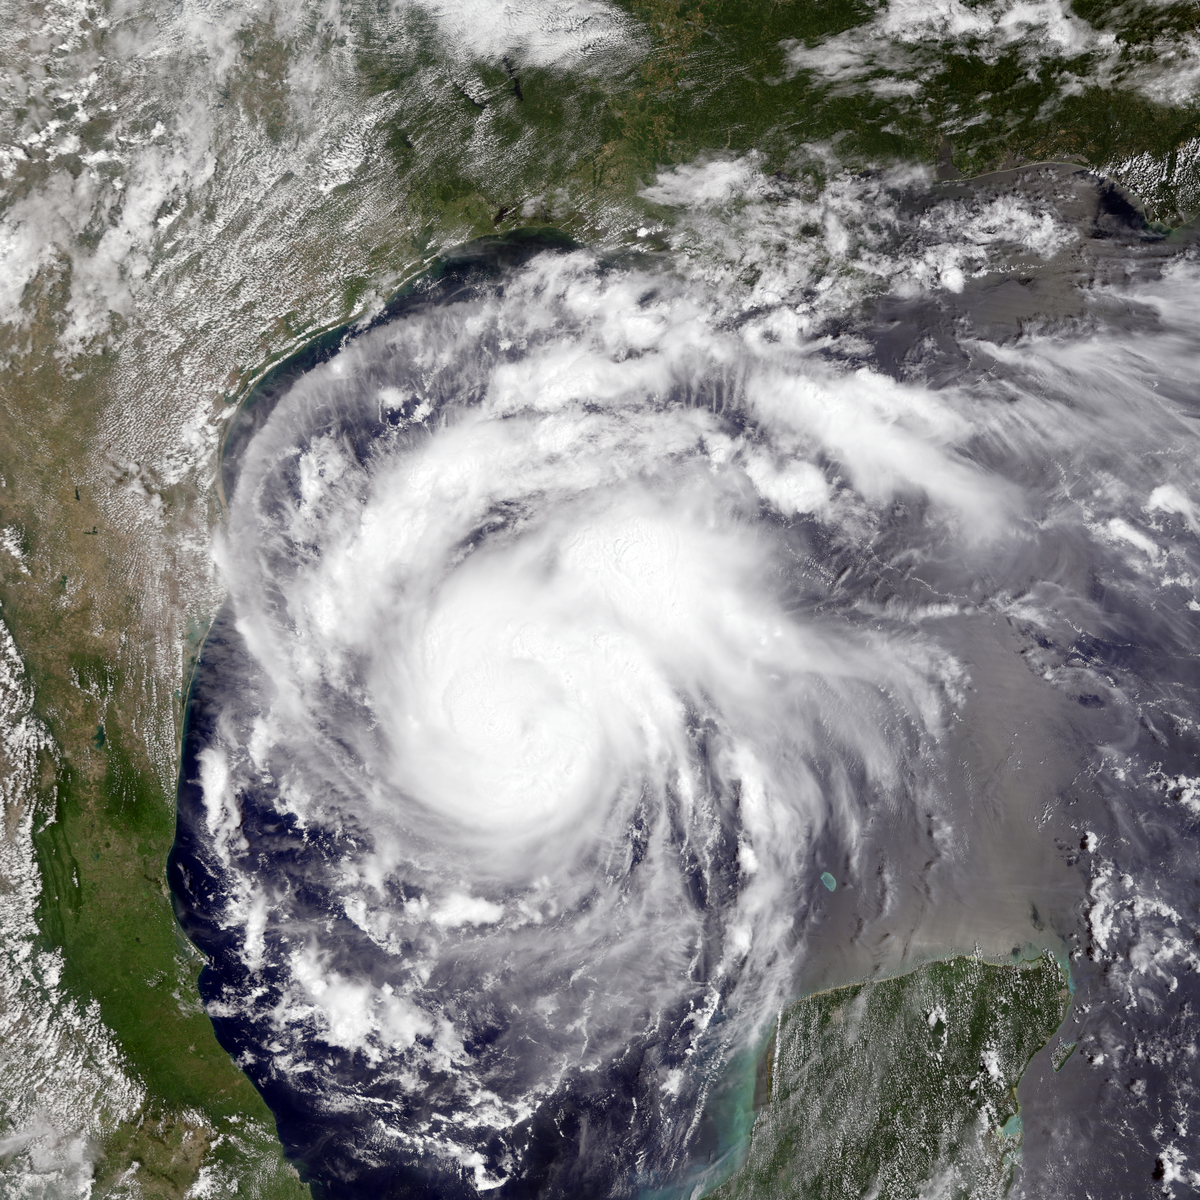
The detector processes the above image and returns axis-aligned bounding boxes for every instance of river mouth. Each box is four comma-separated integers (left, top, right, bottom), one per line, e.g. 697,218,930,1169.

171,172,1200,1199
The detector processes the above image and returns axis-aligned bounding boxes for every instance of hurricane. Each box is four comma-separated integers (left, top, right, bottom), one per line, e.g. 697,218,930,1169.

171,166,1200,1199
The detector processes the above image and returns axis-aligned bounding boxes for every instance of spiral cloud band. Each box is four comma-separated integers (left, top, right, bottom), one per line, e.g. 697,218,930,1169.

173,192,1200,1198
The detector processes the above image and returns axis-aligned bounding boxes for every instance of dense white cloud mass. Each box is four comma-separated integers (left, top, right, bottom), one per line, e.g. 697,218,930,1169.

6,0,1200,1189
401,0,638,68
195,251,958,1190
782,0,1200,107
172,188,1200,1194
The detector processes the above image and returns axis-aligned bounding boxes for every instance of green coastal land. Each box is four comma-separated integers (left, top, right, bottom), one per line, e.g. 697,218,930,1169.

715,954,1071,1200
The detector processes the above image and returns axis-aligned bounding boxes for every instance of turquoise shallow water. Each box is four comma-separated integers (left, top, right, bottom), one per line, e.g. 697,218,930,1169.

637,1039,765,1200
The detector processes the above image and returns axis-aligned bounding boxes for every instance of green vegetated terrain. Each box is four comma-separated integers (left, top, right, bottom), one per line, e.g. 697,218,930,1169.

0,0,1190,1193
350,0,1200,248
713,954,1071,1200
0,348,306,1195
33,727,308,1199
